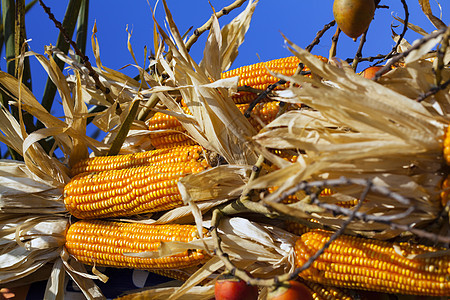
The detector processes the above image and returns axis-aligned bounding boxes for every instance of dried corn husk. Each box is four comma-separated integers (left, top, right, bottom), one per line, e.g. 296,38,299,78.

250,36,450,238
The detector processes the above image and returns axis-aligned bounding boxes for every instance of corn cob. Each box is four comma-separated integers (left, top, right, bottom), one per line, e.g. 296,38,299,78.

286,222,310,236
443,126,450,165
295,229,450,296
268,185,336,205
64,147,209,219
65,220,208,270
303,281,353,300
221,56,328,104
440,175,450,206
149,133,197,149
70,145,204,177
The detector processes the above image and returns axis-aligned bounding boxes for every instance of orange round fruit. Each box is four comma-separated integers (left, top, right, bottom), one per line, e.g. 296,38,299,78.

267,281,313,300
361,65,385,79
333,0,376,39
214,277,258,300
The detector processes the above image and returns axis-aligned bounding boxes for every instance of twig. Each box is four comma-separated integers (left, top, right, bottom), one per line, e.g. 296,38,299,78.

415,79,450,102
373,27,446,80
305,20,336,53
434,26,450,86
38,0,121,114
275,177,450,244
237,86,265,94
243,80,286,118
329,27,341,61
351,30,368,71
371,0,409,68
345,54,386,64
185,0,248,52
243,64,311,117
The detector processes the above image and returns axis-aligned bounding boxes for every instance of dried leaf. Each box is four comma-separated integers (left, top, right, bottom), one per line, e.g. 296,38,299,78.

405,33,443,65
418,0,447,29
219,0,258,72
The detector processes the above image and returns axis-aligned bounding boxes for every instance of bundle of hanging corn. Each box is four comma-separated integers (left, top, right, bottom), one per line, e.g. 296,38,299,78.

1,0,450,299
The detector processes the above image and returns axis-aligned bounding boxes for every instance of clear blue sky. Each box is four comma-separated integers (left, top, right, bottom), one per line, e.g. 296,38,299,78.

21,0,447,113
1,0,448,155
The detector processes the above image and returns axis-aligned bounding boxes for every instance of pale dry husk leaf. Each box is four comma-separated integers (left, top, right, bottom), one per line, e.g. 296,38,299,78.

251,38,450,238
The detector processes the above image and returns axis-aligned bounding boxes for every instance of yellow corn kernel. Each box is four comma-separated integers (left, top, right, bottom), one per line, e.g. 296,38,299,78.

295,229,450,296
222,56,328,104
440,174,450,206
65,220,209,270
150,133,196,149
65,159,209,219
303,281,353,300
70,145,203,177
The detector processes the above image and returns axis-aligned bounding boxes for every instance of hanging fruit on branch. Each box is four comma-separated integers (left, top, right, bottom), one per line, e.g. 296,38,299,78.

333,0,376,39
267,281,314,300
214,274,259,300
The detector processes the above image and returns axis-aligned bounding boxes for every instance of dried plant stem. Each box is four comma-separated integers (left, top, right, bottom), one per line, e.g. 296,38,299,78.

329,27,341,60
38,0,120,114
107,99,140,156
345,54,386,64
373,27,447,80
243,80,286,118
237,86,265,95
374,0,409,66
305,20,336,53
185,0,248,52
434,26,450,86
416,79,450,102
351,30,368,71
137,93,160,121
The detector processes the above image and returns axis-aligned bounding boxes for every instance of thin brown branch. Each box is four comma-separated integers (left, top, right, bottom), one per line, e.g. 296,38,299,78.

276,177,450,244
415,79,450,102
371,0,409,68
345,54,386,64
243,64,310,117
38,0,121,114
185,0,248,52
243,80,286,118
434,26,450,86
305,20,336,53
329,27,341,60
351,30,368,71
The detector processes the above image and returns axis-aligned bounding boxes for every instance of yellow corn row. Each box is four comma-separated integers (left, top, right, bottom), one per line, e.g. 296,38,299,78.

65,220,209,270
286,222,310,236
295,229,450,296
221,56,328,104
70,145,204,177
149,133,197,149
440,174,450,206
303,281,353,300
444,127,450,165
64,147,209,219
268,186,336,205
